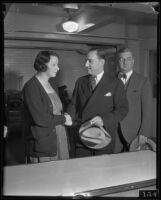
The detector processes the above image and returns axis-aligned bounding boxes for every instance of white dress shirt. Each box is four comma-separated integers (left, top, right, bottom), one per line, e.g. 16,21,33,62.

95,71,104,85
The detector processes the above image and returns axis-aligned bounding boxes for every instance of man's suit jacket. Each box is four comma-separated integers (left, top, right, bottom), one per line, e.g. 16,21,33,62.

68,72,128,152
120,71,153,143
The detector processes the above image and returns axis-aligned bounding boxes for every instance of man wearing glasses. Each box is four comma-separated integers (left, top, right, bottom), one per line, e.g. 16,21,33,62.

115,47,153,152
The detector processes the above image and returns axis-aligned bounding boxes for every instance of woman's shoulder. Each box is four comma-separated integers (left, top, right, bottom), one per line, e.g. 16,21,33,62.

23,76,39,90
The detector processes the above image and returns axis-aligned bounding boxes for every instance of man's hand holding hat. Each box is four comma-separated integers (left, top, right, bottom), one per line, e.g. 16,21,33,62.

79,116,112,149
90,116,104,127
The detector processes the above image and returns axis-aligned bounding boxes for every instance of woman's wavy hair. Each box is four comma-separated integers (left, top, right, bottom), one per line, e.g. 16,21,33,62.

34,51,59,72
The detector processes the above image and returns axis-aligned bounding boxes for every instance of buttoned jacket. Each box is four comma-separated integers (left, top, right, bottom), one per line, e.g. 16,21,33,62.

120,71,153,143
68,72,129,142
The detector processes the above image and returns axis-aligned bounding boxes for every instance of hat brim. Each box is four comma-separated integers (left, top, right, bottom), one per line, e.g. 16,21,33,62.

79,123,111,149
129,135,156,152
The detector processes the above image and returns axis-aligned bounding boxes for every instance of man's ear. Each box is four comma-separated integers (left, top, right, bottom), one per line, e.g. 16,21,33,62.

116,65,120,73
100,58,105,66
132,59,135,66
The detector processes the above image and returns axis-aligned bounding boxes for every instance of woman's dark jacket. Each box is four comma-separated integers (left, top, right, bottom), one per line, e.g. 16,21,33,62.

23,76,66,157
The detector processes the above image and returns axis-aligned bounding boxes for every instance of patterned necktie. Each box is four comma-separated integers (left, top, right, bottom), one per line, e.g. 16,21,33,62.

89,75,96,90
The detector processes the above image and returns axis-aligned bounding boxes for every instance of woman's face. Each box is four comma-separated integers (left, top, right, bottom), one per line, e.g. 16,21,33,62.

45,56,59,77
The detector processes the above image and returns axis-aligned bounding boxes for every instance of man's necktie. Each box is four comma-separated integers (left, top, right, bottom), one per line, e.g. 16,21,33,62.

119,73,127,79
118,73,127,85
89,75,96,90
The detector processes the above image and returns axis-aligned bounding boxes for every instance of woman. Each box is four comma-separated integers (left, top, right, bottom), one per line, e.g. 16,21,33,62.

23,51,72,163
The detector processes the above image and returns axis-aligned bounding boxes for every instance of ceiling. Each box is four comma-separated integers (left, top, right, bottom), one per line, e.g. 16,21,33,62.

4,3,158,34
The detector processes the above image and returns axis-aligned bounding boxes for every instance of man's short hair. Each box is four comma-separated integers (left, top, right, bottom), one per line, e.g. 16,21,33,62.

88,48,106,61
116,47,133,58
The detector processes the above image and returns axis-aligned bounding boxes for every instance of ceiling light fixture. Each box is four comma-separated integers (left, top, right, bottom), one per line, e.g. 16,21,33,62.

62,21,79,33
63,3,79,10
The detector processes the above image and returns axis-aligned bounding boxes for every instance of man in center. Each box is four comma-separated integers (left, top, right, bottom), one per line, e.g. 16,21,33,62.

67,48,128,156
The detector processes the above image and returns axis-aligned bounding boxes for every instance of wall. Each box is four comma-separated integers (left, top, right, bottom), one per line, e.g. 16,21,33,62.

139,25,157,138
4,41,90,97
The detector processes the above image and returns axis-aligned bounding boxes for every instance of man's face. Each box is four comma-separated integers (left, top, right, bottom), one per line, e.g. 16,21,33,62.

118,51,134,73
85,50,104,76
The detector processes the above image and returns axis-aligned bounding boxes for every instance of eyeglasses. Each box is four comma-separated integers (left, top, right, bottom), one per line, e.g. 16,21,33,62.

118,57,133,63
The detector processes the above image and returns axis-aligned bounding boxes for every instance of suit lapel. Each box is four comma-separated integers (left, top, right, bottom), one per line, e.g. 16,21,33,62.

82,75,93,98
126,71,138,93
91,73,108,98
82,73,112,115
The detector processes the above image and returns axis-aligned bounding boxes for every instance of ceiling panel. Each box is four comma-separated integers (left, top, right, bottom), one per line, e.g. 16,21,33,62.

4,3,158,34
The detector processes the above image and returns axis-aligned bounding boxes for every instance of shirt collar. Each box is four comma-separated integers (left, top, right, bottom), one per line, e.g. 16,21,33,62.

119,70,133,84
125,70,133,81
96,70,104,84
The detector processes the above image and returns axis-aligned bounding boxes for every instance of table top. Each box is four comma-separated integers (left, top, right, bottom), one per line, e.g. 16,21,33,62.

3,150,156,197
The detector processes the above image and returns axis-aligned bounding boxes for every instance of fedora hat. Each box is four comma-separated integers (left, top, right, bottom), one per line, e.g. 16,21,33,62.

79,120,112,149
129,135,156,152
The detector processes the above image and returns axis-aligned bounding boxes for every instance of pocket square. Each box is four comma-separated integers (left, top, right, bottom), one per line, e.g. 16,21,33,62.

104,92,112,97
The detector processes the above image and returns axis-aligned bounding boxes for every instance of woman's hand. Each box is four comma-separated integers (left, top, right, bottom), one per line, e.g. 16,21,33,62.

64,113,72,126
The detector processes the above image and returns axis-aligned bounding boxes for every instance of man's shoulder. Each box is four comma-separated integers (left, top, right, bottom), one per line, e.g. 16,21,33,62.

107,73,122,85
76,75,89,83
130,72,152,91
102,73,124,89
132,71,148,80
